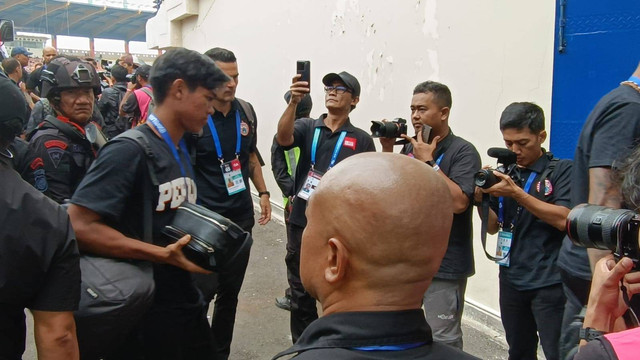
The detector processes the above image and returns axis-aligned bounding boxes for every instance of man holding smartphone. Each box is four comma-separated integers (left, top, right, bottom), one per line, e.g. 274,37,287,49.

276,69,376,342
380,81,480,350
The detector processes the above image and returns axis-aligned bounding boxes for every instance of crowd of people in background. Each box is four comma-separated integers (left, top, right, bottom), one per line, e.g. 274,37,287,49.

1,43,640,360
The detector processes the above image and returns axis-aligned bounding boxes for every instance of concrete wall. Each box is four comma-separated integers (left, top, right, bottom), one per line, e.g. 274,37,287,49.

147,0,557,315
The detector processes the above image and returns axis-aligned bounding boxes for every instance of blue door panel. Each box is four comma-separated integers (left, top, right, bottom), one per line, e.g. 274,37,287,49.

550,0,640,159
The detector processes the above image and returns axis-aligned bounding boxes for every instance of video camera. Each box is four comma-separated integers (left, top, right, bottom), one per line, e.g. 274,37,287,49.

370,118,407,138
127,73,137,85
566,204,640,270
474,148,522,189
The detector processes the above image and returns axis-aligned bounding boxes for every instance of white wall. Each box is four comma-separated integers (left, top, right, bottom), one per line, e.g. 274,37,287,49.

148,0,557,315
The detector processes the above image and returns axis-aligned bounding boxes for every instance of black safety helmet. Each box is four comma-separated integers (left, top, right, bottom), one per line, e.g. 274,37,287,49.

40,56,102,99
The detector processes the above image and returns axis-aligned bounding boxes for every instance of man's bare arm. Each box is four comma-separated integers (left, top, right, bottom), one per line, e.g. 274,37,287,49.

31,310,79,360
249,152,271,225
587,167,621,270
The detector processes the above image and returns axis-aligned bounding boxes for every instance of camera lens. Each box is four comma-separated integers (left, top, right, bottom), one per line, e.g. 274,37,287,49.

566,204,637,251
474,169,498,189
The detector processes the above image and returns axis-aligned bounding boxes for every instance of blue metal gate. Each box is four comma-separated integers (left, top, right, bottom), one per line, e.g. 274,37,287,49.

550,0,640,159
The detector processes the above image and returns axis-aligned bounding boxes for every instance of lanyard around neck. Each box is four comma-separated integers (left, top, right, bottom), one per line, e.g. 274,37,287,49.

435,153,444,166
629,76,640,86
207,110,242,163
498,171,537,229
147,114,192,177
311,127,347,171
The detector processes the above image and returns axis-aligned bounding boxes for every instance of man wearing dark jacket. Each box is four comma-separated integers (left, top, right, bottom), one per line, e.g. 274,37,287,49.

97,64,128,138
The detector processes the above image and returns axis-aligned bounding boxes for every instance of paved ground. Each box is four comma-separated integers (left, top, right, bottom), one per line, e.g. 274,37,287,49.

24,212,511,359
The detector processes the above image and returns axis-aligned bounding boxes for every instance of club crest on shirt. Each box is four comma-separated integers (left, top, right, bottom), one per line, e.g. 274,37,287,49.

45,140,67,168
536,179,553,196
240,121,250,136
343,137,357,150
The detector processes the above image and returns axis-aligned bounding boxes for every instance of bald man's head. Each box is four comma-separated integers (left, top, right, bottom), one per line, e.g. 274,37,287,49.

42,46,57,65
300,152,453,314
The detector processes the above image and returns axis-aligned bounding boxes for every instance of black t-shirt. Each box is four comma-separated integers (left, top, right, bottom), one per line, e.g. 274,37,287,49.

558,84,640,281
489,152,572,290
71,124,201,305
402,130,481,279
0,159,80,359
285,115,376,228
20,116,96,204
121,89,142,118
190,99,258,223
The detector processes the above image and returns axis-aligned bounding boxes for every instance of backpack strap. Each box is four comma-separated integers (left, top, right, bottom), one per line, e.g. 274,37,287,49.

114,129,158,243
236,98,255,126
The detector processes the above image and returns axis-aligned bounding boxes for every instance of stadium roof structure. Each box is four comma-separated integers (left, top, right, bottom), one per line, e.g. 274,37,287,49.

0,0,155,42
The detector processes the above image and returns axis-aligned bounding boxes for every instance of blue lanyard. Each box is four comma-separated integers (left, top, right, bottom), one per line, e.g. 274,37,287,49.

353,342,426,351
207,110,242,163
147,114,192,177
629,76,640,86
435,153,444,166
310,127,347,171
498,171,537,227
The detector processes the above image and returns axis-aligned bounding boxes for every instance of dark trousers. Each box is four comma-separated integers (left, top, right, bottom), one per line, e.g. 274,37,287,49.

559,269,590,360
286,223,318,343
499,281,565,360
193,217,254,360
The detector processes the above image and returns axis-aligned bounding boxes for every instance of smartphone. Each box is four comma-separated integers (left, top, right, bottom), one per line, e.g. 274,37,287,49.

296,60,310,89
421,124,432,143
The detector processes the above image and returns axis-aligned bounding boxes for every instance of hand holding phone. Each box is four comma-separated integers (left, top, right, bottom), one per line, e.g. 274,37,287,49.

421,124,433,144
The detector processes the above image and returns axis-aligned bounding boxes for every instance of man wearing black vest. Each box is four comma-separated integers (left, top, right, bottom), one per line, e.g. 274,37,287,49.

190,47,271,360
479,102,572,360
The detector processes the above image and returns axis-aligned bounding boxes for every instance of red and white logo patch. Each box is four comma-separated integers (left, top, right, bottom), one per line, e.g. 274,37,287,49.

536,179,553,196
343,137,357,150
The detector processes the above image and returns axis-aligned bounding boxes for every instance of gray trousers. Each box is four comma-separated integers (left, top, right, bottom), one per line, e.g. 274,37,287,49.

423,277,468,350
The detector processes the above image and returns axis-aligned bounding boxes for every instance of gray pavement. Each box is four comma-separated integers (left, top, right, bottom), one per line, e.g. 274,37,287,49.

23,211,511,359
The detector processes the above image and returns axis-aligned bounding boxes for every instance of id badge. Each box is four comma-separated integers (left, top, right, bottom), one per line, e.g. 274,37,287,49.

297,169,324,201
495,230,513,267
221,158,246,195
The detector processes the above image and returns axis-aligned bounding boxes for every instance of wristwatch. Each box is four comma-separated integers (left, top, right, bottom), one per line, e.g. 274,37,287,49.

579,327,607,342
258,191,270,198
425,160,436,167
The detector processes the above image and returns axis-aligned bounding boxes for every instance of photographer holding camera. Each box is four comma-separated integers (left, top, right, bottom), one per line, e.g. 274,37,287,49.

120,64,153,127
477,102,572,360
380,81,481,350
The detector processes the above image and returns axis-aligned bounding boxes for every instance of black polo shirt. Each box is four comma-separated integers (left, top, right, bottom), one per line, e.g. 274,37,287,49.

191,98,258,223
558,84,640,281
272,310,479,359
489,152,572,291
286,115,376,228
402,129,481,279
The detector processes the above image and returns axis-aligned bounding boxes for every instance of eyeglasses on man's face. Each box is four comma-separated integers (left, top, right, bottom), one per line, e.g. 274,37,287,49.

324,85,352,94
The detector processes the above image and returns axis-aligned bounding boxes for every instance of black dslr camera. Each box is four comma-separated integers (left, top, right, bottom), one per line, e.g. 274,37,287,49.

370,118,407,138
127,73,137,85
566,204,640,270
474,148,521,189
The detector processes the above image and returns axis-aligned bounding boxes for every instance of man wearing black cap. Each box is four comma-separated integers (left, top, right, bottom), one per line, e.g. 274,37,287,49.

0,74,81,360
11,46,32,84
120,64,153,127
20,56,102,204
271,91,313,311
276,70,376,342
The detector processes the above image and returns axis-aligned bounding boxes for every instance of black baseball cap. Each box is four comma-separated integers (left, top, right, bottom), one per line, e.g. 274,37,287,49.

322,71,360,97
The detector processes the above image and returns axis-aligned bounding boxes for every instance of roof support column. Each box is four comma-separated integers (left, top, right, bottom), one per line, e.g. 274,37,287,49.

124,41,130,54
89,37,95,57
51,35,57,49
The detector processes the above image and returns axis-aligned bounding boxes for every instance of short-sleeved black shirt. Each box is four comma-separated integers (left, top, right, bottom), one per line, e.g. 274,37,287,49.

0,159,80,359
71,124,201,305
488,152,572,291
285,115,376,228
190,98,258,223
401,130,481,279
558,84,640,281
26,66,43,94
